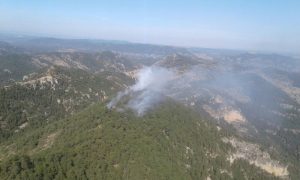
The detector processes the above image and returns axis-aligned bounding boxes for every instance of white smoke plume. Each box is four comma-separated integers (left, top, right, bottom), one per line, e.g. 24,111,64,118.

107,66,175,115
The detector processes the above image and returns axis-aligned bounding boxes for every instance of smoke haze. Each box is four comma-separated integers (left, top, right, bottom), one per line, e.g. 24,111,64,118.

107,66,175,115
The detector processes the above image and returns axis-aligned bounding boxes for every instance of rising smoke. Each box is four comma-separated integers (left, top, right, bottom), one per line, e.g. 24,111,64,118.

107,53,300,131
107,66,175,115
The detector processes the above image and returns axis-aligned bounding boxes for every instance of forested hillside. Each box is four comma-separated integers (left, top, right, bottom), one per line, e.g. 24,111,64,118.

0,66,133,140
0,101,280,180
0,37,299,179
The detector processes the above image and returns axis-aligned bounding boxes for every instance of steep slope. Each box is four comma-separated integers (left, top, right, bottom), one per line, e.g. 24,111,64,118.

0,101,281,180
0,66,133,140
0,46,144,86
154,53,214,73
0,54,39,85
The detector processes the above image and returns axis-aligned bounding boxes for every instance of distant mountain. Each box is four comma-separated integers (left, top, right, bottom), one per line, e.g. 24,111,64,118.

0,35,190,56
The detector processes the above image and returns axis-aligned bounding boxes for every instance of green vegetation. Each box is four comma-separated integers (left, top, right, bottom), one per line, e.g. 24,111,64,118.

0,43,298,179
0,67,133,140
0,101,279,179
0,54,38,85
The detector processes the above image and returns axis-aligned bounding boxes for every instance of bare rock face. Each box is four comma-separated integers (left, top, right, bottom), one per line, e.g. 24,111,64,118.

223,137,289,178
258,71,300,104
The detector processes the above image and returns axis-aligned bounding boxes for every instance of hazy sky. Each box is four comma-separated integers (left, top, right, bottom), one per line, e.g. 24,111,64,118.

0,0,299,53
